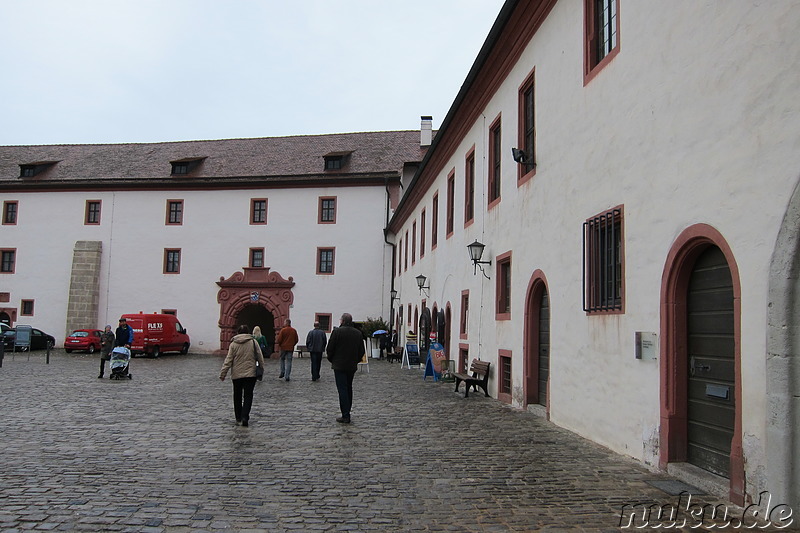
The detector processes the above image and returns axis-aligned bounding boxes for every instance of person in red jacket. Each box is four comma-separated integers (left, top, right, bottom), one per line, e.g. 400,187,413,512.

276,319,298,381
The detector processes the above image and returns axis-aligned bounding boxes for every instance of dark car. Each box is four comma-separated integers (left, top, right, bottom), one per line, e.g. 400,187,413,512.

64,329,104,354
2,327,56,351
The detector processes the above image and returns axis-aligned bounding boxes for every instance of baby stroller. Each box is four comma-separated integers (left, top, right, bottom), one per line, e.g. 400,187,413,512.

109,346,132,380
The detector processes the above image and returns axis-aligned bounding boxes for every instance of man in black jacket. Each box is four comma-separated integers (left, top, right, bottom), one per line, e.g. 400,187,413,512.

325,313,365,423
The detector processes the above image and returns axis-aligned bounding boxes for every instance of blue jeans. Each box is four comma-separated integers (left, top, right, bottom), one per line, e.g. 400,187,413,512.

280,350,293,379
334,369,356,419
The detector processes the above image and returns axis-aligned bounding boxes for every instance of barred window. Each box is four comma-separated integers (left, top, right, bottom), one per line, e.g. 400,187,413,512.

583,207,624,312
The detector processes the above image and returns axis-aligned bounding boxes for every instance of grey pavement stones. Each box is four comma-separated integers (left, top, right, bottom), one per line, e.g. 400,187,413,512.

0,350,793,532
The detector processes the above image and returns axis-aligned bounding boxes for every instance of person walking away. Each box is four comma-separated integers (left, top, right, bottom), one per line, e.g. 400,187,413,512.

326,313,365,423
276,319,298,381
219,324,265,427
305,322,328,381
98,325,115,378
115,318,133,348
253,326,267,355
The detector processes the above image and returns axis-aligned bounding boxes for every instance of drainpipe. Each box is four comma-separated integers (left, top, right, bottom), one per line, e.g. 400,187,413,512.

384,178,397,351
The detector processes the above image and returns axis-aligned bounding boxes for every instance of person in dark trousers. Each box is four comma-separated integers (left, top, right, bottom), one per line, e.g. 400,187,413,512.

305,322,328,381
219,324,265,427
115,318,134,348
325,313,365,423
276,319,298,381
98,324,115,378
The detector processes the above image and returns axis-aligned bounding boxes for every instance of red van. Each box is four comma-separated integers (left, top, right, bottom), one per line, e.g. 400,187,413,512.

121,313,190,357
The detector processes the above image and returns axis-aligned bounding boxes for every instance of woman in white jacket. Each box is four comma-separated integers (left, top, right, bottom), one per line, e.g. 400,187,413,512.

219,324,265,427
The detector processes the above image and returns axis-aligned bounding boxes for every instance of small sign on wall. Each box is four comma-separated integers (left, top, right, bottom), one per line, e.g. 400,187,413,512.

635,331,657,360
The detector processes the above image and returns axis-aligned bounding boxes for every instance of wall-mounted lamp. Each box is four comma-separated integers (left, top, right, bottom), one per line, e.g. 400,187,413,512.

390,289,399,302
511,147,535,169
467,239,492,279
416,274,430,296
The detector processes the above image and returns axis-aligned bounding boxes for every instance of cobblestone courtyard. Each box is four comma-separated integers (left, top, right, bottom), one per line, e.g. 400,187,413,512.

0,350,792,532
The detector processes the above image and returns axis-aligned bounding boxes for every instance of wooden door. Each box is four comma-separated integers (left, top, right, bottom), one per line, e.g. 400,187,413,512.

686,246,735,477
537,290,550,406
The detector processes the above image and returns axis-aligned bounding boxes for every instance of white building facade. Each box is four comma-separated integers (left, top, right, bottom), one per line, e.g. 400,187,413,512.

0,132,424,352
388,0,800,509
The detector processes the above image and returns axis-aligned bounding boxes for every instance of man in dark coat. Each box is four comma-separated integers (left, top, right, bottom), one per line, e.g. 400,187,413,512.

325,313,365,423
305,322,327,382
115,318,134,348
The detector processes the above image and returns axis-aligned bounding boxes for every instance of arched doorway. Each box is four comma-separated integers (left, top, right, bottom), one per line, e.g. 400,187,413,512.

0,310,12,326
236,304,276,357
443,305,452,361
524,270,550,412
216,267,294,353
660,224,744,505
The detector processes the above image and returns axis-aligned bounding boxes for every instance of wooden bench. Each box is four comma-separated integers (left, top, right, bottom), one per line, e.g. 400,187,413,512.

295,345,310,357
386,347,402,363
453,359,491,398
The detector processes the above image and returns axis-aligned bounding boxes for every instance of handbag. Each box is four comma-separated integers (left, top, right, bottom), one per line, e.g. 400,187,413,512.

252,339,264,381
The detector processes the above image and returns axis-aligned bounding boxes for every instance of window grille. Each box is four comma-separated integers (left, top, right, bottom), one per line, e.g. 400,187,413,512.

583,208,623,312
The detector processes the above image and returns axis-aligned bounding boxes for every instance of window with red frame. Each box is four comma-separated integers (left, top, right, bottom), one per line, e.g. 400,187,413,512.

3,201,18,225
1,249,16,273
446,172,455,236
251,199,267,224
496,253,512,320
412,221,417,265
585,0,620,79
489,118,501,205
21,299,34,316
420,210,426,258
465,149,475,225
164,249,181,274
166,200,184,225
85,200,101,225
460,290,469,339
518,71,536,179
431,193,439,249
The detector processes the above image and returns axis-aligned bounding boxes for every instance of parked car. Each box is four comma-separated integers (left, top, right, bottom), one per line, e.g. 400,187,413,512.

2,326,56,351
64,329,104,354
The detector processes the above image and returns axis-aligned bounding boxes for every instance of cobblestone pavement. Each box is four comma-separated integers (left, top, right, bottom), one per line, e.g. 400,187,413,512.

0,350,794,532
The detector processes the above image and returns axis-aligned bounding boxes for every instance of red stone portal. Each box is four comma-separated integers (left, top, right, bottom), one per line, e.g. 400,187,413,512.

216,268,294,352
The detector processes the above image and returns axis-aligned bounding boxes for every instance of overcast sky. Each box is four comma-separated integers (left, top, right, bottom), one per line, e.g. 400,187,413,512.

0,0,505,146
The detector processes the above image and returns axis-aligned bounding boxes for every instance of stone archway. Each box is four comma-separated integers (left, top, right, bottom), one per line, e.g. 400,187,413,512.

659,224,744,505
216,267,294,352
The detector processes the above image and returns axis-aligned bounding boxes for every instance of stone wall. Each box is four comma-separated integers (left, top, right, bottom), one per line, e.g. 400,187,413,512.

65,241,102,334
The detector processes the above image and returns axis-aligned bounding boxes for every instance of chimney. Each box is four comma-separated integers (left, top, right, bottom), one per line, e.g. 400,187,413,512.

420,116,432,147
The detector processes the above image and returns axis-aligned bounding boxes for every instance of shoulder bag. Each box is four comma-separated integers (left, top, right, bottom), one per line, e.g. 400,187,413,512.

252,339,264,381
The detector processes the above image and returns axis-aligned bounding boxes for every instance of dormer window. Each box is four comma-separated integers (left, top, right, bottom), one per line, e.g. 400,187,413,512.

170,157,206,176
323,151,352,171
19,161,57,178
172,162,189,175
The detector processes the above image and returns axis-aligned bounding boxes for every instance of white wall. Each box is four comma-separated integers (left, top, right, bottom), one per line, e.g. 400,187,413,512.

392,0,800,495
4,184,392,351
